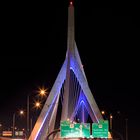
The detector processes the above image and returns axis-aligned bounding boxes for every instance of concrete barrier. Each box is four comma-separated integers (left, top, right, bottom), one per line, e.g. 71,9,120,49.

0,137,25,140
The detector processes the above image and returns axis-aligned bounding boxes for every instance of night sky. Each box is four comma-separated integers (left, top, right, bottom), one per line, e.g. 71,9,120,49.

0,0,140,139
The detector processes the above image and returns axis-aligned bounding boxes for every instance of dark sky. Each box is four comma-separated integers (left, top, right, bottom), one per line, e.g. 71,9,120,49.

0,0,140,139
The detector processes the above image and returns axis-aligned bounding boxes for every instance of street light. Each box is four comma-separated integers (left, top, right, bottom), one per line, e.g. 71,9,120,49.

27,98,41,138
35,101,41,108
38,87,48,97
12,110,24,138
40,89,46,96
101,110,105,115
20,110,24,115
27,95,38,138
110,114,113,131
101,110,126,140
101,110,113,131
26,87,47,138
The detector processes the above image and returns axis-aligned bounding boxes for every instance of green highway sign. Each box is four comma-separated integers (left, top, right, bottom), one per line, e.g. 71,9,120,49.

60,120,109,138
60,121,90,138
92,120,109,138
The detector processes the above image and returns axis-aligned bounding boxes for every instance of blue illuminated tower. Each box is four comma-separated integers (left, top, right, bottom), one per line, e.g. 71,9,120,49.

29,1,103,140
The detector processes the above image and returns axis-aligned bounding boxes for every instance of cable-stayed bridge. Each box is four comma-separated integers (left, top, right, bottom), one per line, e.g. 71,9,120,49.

29,1,108,140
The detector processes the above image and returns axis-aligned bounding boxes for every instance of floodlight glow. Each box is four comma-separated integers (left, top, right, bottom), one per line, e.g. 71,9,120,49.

70,1,73,5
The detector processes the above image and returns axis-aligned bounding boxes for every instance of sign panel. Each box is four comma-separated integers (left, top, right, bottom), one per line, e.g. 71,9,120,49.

15,131,24,136
60,121,90,138
92,120,109,138
2,131,12,136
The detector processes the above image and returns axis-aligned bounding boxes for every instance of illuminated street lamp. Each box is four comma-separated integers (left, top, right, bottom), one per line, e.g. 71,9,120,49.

38,87,48,97
20,110,24,115
26,87,47,138
35,101,41,109
101,111,105,115
27,99,41,138
12,110,24,137
101,110,113,131
110,114,113,119
40,89,46,96
101,111,125,139
110,114,113,131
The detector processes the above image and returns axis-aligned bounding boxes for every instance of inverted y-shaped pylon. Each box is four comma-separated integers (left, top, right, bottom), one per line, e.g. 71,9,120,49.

29,2,103,140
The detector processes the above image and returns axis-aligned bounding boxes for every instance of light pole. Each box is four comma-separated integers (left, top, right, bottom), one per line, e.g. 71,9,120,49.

125,118,128,140
30,118,33,132
101,111,113,131
12,113,15,137
27,95,30,138
12,110,24,138
26,88,47,138
101,110,125,140
110,114,113,131
101,110,113,139
0,123,2,136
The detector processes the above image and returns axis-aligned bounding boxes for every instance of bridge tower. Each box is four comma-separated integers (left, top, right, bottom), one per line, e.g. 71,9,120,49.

29,1,103,140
